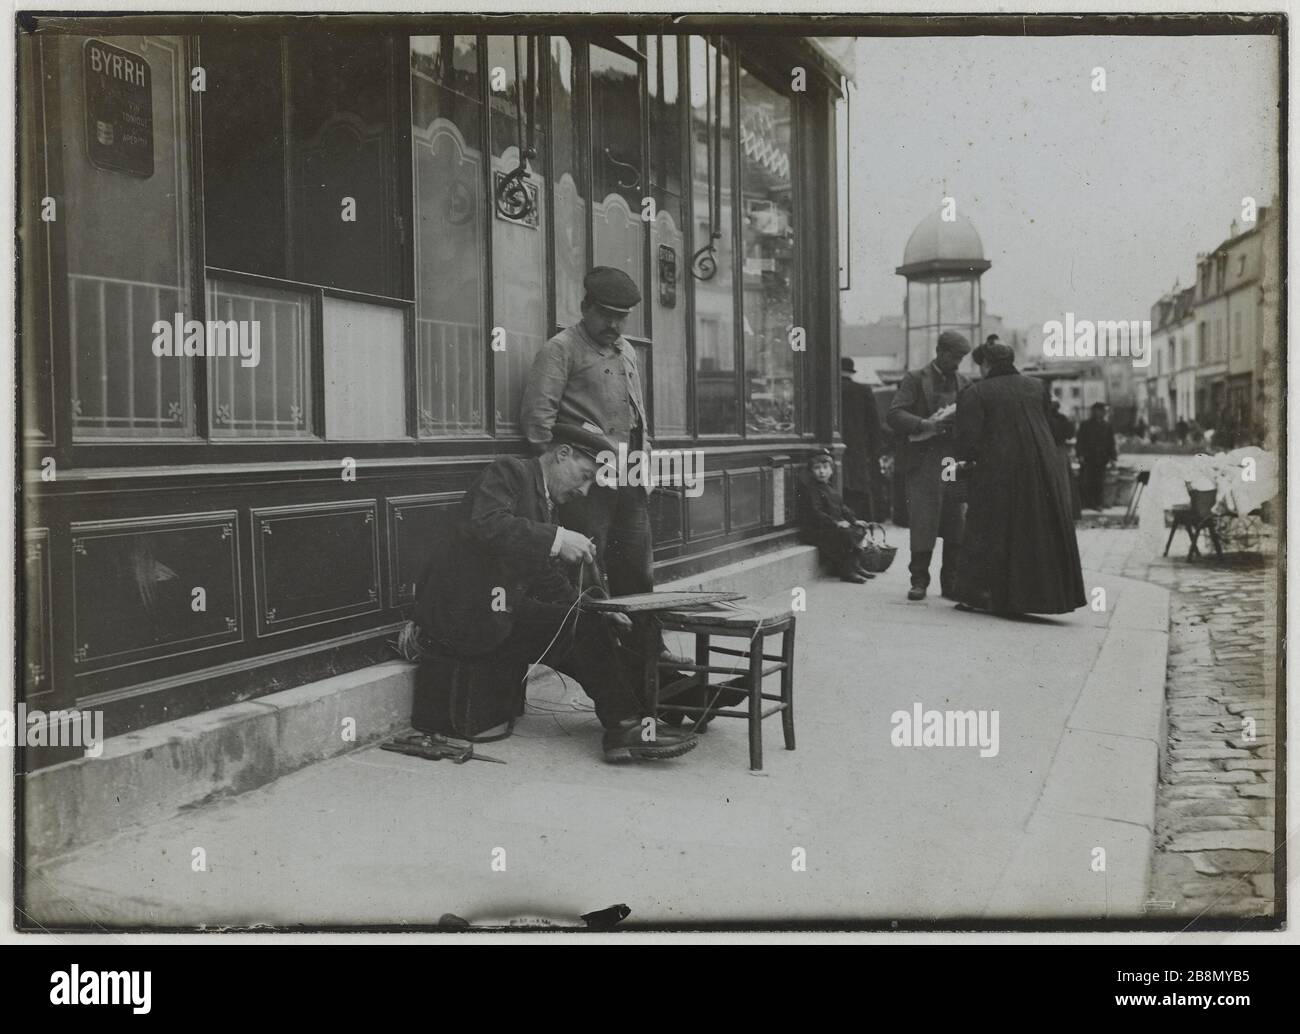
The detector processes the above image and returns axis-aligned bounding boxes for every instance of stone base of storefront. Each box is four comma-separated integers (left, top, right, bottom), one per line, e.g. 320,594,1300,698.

21,544,820,866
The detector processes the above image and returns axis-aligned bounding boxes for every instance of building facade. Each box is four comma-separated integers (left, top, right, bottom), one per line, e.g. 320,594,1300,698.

19,19,851,750
1143,205,1278,438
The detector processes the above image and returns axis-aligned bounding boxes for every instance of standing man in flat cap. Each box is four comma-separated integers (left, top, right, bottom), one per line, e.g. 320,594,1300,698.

521,266,684,662
887,330,972,601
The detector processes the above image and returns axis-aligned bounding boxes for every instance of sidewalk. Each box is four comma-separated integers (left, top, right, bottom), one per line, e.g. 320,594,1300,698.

22,541,1169,928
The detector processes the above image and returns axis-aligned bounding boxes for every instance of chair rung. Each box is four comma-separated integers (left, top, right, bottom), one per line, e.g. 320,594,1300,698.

707,645,784,662
657,660,786,678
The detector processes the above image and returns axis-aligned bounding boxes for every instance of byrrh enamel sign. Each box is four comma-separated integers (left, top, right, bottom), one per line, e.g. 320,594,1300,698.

83,38,154,177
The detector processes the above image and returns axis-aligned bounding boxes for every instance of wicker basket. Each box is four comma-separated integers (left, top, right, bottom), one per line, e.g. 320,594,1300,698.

859,522,898,573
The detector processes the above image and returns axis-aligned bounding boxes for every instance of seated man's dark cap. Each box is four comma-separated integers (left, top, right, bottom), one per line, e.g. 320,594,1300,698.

550,421,616,461
583,266,642,314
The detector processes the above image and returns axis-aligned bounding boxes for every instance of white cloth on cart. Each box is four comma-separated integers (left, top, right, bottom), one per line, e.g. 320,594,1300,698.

1136,448,1279,551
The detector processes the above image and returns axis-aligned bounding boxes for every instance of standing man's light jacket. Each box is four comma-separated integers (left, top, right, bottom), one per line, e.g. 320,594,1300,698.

520,322,650,453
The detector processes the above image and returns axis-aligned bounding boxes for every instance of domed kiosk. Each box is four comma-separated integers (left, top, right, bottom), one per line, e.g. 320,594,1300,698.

895,209,991,371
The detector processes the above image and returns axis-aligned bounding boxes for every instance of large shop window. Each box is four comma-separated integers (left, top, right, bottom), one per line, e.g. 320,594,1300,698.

488,35,549,436
202,33,403,297
550,36,588,331
201,32,408,440
739,67,797,436
689,38,737,435
590,43,645,341
52,35,194,439
648,35,688,439
411,34,486,436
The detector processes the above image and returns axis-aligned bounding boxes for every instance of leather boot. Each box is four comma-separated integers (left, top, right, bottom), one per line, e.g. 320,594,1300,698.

907,550,931,601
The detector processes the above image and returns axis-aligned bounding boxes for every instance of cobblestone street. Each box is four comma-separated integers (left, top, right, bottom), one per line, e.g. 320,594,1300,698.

1079,527,1281,919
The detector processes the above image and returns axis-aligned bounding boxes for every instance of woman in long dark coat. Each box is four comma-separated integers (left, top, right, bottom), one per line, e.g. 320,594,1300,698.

952,342,1086,616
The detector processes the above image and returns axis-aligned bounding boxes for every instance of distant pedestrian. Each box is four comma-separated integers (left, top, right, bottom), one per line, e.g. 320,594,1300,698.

840,357,883,522
1049,400,1082,519
1175,417,1189,444
1076,402,1117,510
887,330,972,601
951,342,1086,616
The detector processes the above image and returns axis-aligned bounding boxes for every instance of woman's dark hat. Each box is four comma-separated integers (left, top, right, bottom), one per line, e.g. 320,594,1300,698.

808,447,834,464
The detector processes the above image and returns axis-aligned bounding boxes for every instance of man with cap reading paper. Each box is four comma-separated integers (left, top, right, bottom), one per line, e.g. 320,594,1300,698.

887,329,972,601
520,266,688,665
411,423,697,763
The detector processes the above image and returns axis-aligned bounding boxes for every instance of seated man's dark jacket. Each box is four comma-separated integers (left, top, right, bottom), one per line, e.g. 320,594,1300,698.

414,456,578,657
795,471,858,542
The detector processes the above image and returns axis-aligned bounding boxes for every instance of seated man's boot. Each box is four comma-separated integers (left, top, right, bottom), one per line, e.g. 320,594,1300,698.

602,717,698,763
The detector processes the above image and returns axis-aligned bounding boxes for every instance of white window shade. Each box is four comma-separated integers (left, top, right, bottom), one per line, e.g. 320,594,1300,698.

323,298,407,440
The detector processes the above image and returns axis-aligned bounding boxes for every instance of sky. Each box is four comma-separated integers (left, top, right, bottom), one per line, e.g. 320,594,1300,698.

839,33,1280,335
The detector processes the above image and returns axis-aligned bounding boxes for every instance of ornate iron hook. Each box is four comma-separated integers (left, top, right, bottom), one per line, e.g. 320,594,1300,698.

603,148,641,191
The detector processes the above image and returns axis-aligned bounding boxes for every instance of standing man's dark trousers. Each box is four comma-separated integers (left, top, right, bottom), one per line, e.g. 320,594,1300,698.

559,483,654,597
1079,461,1106,510
903,445,966,597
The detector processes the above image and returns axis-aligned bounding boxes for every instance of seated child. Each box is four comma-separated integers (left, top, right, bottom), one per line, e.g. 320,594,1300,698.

796,448,874,584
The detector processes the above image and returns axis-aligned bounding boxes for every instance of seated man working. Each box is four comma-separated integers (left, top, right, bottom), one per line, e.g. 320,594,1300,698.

411,423,697,764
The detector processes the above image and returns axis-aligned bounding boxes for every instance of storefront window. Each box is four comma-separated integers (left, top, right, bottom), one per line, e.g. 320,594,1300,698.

202,33,403,298
207,278,313,438
550,36,587,330
648,35,688,439
487,35,548,436
202,32,408,440
689,38,737,434
590,43,645,339
411,34,486,436
56,35,194,439
739,66,796,435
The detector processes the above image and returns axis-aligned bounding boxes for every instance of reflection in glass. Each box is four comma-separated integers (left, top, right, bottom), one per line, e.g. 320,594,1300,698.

590,44,645,339
59,35,193,438
648,35,688,438
411,35,485,436
207,278,313,438
488,35,548,435
550,36,588,329
689,37,736,434
739,66,796,435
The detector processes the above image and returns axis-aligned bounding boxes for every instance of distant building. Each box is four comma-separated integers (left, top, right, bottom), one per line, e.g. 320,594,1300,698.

1144,204,1277,438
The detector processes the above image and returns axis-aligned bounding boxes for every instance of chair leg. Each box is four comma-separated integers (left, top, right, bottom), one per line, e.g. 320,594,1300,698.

748,632,764,771
780,622,795,751
1163,519,1178,557
642,618,661,720
1207,519,1224,559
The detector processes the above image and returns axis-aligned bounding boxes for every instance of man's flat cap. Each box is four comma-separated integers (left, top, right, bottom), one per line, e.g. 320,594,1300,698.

936,329,971,352
584,266,642,314
551,421,616,461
